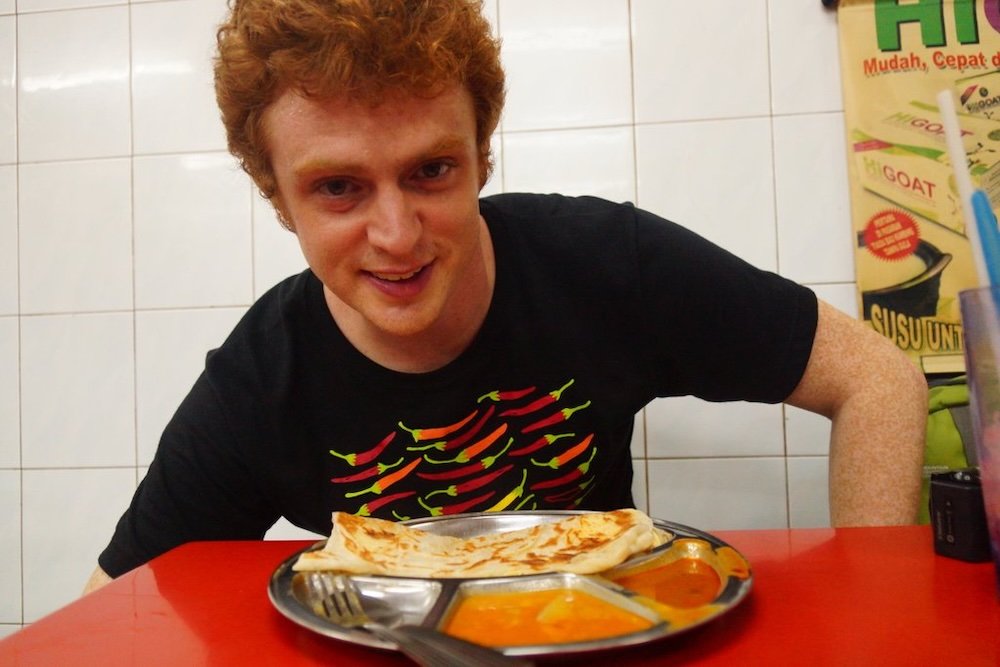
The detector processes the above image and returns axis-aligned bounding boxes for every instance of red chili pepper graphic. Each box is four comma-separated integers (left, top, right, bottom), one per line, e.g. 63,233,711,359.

354,490,416,517
522,400,591,434
344,457,421,498
509,432,575,457
545,477,594,504
398,409,478,443
477,386,536,403
425,464,514,500
500,379,574,417
416,437,514,480
331,457,404,483
530,448,597,490
419,490,496,517
408,406,496,453
570,481,597,507
329,431,395,466
531,434,594,469
425,424,508,464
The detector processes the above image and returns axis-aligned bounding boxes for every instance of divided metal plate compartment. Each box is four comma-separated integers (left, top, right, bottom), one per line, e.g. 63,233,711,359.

268,510,753,658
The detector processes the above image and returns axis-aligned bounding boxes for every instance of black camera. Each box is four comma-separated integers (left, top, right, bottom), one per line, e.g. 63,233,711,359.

929,469,992,562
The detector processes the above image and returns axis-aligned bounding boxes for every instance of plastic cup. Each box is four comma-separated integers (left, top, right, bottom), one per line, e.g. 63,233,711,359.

959,286,1000,596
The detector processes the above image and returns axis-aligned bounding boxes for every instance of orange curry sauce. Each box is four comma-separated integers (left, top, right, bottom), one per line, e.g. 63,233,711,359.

610,558,722,608
442,588,654,647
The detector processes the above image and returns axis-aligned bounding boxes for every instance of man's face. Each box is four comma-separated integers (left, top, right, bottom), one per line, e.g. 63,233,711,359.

264,85,491,357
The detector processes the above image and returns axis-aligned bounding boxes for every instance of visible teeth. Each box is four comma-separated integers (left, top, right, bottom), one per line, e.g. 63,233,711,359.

375,269,419,281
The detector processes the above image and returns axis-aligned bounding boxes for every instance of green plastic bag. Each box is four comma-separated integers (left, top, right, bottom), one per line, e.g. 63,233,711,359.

920,375,977,524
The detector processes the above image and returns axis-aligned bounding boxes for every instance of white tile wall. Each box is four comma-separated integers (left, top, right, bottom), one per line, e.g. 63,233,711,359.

1,0,858,629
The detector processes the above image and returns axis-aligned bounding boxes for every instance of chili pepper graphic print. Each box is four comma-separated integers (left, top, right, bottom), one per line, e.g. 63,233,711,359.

486,469,528,511
424,424,509,465
545,477,595,505
418,490,496,517
500,379,574,417
329,379,602,518
398,409,477,442
354,490,416,516
530,448,597,491
329,431,395,466
509,432,574,457
407,405,496,453
522,400,591,434
477,386,536,403
330,457,404,483
344,457,421,498
416,437,514,481
531,434,594,469
425,464,514,500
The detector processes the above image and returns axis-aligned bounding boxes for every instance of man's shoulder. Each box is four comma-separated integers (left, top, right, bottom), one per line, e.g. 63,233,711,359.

207,269,319,368
480,192,634,223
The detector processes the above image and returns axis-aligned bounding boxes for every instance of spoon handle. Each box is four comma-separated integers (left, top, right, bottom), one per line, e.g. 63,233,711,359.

373,624,533,667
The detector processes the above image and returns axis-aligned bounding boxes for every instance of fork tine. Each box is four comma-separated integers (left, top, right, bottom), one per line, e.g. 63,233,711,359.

335,575,367,621
332,575,366,625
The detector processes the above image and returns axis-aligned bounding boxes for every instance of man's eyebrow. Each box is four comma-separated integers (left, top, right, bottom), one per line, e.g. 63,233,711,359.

291,135,472,180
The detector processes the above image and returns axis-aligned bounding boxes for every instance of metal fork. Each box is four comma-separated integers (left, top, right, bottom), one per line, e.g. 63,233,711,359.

305,572,532,667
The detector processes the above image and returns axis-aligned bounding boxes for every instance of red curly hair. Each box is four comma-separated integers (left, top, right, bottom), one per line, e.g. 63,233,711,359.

215,0,505,201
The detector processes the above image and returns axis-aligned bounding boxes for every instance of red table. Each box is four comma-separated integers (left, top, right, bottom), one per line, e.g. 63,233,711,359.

1,526,997,666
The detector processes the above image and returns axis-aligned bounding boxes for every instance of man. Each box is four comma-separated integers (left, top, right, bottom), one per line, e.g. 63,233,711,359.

84,0,927,593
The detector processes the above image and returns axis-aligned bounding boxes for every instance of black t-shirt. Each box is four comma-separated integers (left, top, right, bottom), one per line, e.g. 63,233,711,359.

99,193,817,577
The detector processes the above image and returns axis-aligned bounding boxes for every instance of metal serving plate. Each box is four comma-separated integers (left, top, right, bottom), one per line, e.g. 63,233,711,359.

268,511,753,658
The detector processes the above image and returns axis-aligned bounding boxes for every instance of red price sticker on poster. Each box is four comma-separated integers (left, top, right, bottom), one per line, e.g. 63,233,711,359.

863,209,920,261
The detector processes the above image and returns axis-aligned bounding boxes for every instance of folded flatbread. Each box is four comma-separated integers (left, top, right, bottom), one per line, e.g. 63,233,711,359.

293,509,670,578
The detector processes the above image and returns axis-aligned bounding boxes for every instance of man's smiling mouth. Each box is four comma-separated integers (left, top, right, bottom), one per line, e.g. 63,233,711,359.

371,267,424,282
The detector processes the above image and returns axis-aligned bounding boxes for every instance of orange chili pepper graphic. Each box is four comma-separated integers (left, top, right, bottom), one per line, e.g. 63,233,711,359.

425,424,509,465
331,457,404,483
329,431,395,466
408,405,495,453
398,409,478,443
354,490,415,516
531,434,594,469
522,401,591,434
416,437,514,480
344,457,420,498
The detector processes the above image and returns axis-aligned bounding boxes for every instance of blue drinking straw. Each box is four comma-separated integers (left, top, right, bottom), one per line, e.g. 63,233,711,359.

972,190,1000,288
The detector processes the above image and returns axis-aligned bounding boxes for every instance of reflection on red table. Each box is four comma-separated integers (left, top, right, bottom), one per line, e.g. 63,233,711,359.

1,526,997,666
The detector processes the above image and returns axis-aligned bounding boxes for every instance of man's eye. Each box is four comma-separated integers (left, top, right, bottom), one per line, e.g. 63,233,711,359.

318,179,353,197
416,161,453,180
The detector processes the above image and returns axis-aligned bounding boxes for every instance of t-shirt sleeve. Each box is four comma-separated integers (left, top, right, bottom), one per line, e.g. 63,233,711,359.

632,206,818,403
98,353,280,578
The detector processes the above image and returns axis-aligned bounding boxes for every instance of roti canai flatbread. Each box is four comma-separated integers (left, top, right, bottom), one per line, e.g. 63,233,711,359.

293,509,670,578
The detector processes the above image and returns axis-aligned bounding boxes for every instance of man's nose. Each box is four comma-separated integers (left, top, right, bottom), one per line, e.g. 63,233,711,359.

366,188,421,254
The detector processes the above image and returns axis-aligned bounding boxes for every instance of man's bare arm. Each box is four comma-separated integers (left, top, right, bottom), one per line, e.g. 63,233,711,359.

82,566,112,595
786,299,928,526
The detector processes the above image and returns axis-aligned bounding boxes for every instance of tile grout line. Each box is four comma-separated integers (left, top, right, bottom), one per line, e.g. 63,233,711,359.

763,0,793,530
624,0,651,512
14,0,23,630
